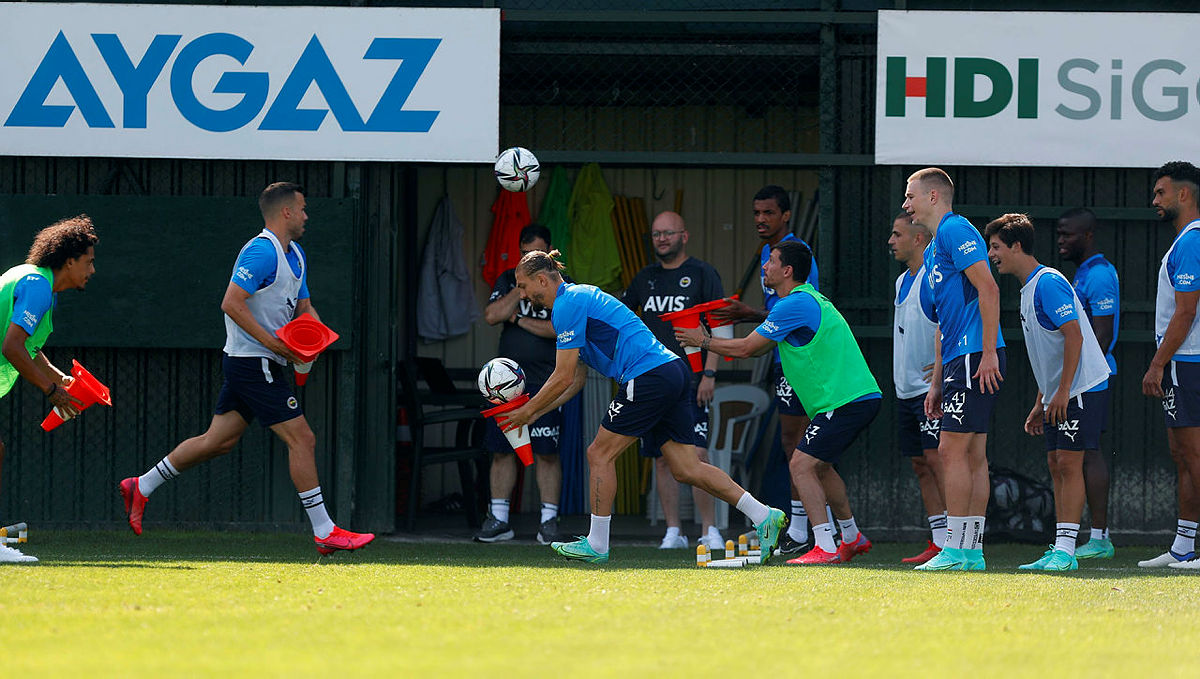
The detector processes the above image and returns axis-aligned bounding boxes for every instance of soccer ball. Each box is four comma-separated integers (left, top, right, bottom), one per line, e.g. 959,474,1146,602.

494,147,540,192
477,357,526,404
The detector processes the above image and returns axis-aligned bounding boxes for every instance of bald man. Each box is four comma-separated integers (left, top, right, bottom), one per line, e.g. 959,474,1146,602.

621,211,732,551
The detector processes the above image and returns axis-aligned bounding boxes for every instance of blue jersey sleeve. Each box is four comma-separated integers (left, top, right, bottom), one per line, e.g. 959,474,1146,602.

1035,272,1079,330
1084,266,1117,317
10,273,53,335
1168,231,1200,292
552,289,587,350
943,221,988,273
755,292,820,346
231,239,278,294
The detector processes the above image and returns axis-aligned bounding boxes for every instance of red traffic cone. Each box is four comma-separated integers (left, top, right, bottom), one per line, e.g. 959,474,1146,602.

276,313,339,385
41,360,113,431
481,393,534,466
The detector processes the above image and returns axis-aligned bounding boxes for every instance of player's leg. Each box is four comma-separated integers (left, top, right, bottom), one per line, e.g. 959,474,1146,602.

902,451,947,564
691,444,724,550
787,451,836,561
1142,363,1200,568
534,451,562,544
779,413,811,554
475,418,518,543
653,455,687,548
119,410,248,535
549,423,637,561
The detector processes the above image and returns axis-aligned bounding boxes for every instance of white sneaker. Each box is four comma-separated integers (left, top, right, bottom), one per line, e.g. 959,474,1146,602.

0,544,37,563
658,533,688,549
699,532,725,552
1138,550,1193,568
1167,558,1200,570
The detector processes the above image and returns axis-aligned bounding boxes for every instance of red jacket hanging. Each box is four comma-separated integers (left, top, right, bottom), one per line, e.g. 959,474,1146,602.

481,189,531,288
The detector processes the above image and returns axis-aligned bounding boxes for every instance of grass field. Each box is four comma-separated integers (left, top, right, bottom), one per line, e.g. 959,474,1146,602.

4,531,1200,677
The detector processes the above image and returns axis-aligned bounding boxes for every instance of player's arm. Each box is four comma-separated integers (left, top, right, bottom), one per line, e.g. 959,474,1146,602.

1024,390,1045,436
675,324,773,359
2,325,80,414
221,283,301,363
498,349,585,431
515,317,555,339
964,260,1003,393
925,330,944,420
1047,319,1084,425
483,287,521,326
1090,314,1114,356
295,297,321,323
709,297,767,324
1144,288,1200,397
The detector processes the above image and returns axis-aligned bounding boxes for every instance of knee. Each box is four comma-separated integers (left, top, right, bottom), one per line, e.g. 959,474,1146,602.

789,452,817,477
293,427,317,454
911,456,930,478
586,442,616,465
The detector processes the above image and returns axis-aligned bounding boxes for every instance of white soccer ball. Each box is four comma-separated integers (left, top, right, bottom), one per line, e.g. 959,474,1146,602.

494,147,540,192
477,357,526,404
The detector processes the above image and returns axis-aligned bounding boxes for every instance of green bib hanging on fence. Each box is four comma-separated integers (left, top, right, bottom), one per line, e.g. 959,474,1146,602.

0,264,55,398
777,284,878,415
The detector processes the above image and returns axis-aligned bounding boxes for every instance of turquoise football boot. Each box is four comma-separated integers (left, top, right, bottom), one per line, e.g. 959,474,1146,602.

915,546,969,571
964,548,986,571
1019,546,1057,570
551,536,609,564
755,508,787,564
1074,538,1114,560
1041,549,1079,571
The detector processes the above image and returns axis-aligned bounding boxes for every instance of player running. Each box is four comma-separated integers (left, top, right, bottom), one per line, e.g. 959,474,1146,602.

903,168,1005,572
678,240,880,565
888,213,946,565
987,214,1110,571
118,183,374,555
499,250,786,564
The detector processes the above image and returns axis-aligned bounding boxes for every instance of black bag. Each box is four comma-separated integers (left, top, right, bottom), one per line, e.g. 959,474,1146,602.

986,467,1055,543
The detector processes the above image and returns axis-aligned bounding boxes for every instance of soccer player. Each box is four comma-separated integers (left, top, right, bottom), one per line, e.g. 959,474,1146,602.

903,168,1005,572
709,185,822,556
1056,207,1121,559
0,217,97,564
118,183,374,555
986,214,1110,571
678,240,880,565
888,213,946,564
621,211,727,551
499,250,786,564
1140,161,1200,570
476,224,565,545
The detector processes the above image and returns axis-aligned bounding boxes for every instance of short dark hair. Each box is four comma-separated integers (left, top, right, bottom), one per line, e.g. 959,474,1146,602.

519,223,552,247
259,182,304,219
772,240,812,283
517,249,566,278
1154,161,1200,204
1058,207,1097,233
984,213,1034,254
907,167,955,203
27,215,99,270
754,185,791,214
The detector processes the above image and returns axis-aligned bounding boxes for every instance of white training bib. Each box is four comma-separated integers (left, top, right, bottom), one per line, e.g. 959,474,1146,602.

1020,266,1110,403
223,229,305,364
893,266,938,399
1155,219,1200,357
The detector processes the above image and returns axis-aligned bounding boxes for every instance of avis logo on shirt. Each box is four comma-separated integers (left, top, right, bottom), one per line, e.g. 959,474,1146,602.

643,295,687,313
557,330,575,344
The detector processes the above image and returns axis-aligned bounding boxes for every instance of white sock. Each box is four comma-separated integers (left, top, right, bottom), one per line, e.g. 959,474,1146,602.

490,499,510,524
137,456,180,497
1172,519,1198,555
966,516,986,550
1055,522,1080,556
540,502,558,523
298,486,334,539
587,514,611,553
664,526,681,538
928,513,947,548
837,517,860,543
735,492,770,526
812,523,836,552
788,500,809,541
1090,527,1104,542
945,516,967,550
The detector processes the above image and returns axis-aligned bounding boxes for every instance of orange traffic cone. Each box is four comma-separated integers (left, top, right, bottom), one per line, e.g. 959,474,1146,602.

41,360,113,431
276,313,339,385
481,393,534,466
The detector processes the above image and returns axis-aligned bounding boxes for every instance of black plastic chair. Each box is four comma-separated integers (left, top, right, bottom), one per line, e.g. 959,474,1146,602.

397,358,489,531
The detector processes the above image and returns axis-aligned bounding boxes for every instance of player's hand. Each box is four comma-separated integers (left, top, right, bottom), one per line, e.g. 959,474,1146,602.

924,385,944,420
674,326,706,348
1024,403,1045,436
922,363,935,383
497,404,534,432
709,297,756,323
47,383,84,418
1046,388,1070,426
1143,362,1165,398
973,350,1004,394
265,336,302,364
697,375,715,406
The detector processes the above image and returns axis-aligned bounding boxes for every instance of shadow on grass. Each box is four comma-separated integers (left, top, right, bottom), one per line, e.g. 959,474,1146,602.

38,562,197,570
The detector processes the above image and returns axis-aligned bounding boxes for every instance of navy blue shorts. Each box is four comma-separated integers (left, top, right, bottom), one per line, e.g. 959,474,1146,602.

940,349,1007,434
1162,361,1200,428
771,362,808,418
1043,388,1107,452
797,397,881,464
896,394,940,456
641,375,709,457
603,359,694,447
485,407,562,456
215,355,303,427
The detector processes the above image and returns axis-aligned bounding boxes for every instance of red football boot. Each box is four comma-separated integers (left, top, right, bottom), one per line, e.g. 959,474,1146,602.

835,534,872,563
901,540,942,565
315,526,376,555
119,477,148,535
787,545,843,565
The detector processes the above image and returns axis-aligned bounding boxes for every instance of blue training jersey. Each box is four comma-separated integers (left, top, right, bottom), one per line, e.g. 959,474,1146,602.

231,237,310,299
1072,253,1120,374
1164,229,1200,362
761,232,819,364
1029,266,1108,392
10,272,54,335
552,282,678,383
925,212,1005,363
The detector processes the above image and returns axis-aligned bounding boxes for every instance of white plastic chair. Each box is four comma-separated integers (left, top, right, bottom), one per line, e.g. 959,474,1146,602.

707,385,772,529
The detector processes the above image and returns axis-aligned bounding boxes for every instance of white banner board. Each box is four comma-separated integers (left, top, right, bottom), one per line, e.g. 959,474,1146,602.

0,3,498,162
876,11,1200,168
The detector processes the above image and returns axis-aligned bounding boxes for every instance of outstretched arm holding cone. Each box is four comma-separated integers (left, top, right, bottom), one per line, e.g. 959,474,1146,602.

498,348,587,431
675,323,774,360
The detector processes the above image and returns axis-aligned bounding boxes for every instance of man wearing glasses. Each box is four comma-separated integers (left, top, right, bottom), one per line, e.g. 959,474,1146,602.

621,211,730,551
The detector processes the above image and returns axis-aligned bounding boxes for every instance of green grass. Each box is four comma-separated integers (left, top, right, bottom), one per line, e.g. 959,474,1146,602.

4,531,1200,677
